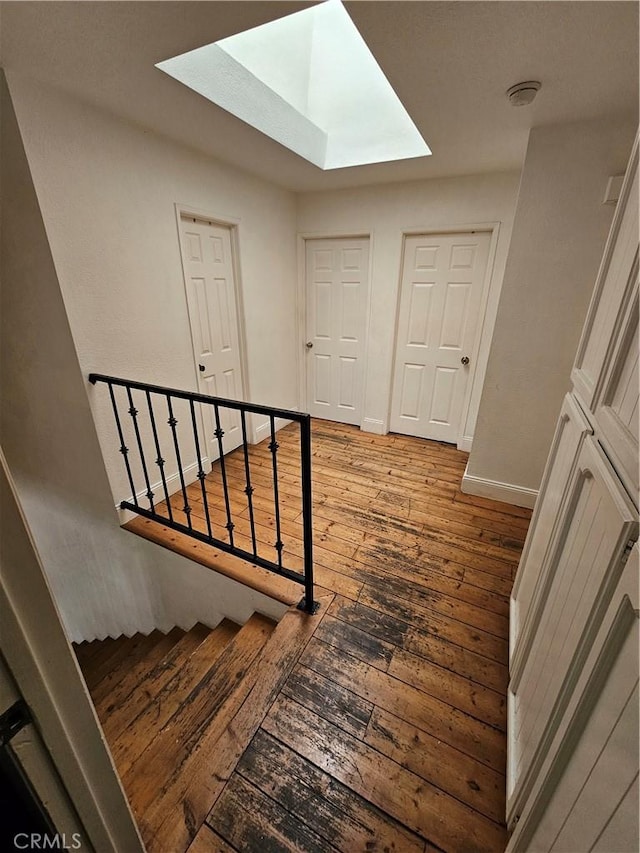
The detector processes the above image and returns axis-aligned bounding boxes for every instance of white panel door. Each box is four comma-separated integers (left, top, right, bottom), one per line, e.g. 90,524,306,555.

508,547,639,852
305,237,369,425
390,232,491,443
510,393,592,668
181,216,243,461
508,435,638,813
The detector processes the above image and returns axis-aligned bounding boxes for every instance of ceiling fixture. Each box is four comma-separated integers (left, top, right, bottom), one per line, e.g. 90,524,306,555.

506,80,541,106
156,0,431,170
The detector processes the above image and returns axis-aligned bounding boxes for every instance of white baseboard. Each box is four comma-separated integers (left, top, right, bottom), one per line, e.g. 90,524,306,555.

461,465,538,509
116,459,203,522
457,435,473,452
360,417,387,435
254,416,293,443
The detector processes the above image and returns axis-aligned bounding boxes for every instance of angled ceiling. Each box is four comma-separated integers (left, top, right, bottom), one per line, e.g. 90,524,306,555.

1,1,638,191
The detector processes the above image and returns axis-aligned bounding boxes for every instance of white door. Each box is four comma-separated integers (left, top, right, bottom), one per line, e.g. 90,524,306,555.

305,237,370,425
507,435,638,823
390,232,491,443
180,216,243,460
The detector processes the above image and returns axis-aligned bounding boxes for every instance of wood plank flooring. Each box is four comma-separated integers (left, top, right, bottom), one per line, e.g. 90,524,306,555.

89,420,531,852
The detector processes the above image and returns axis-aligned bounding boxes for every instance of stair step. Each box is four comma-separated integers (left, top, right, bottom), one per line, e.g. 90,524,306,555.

82,630,165,692
75,633,129,673
74,636,114,667
152,600,325,853
111,619,243,777
99,622,214,748
126,613,276,830
93,626,185,713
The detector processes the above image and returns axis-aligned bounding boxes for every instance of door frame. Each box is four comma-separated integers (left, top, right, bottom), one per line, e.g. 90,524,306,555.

174,203,252,443
388,222,501,450
0,451,144,851
296,230,374,424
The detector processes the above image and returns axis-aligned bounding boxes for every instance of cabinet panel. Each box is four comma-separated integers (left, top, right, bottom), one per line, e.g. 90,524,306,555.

592,274,639,503
510,394,592,668
572,143,638,409
508,437,637,814
508,546,639,851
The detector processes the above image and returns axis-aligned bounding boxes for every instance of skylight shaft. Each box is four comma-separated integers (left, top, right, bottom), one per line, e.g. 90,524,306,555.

156,0,431,169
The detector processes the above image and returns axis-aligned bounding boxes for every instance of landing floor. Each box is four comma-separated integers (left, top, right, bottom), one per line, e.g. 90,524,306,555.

90,420,531,852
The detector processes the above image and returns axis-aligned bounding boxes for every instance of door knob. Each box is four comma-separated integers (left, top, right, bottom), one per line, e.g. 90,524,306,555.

461,356,470,365
199,363,205,371
306,341,314,349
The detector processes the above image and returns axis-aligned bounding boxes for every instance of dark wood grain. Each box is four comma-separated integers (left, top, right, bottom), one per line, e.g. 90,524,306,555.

231,728,427,853
77,418,530,853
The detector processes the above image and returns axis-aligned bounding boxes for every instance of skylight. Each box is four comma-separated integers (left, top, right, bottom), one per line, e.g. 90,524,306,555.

156,0,431,170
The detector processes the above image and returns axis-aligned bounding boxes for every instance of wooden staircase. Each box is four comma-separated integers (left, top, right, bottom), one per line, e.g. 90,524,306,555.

74,613,278,851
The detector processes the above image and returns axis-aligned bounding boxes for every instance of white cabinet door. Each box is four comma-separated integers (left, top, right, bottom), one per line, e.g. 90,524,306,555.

180,216,243,459
507,436,638,820
305,238,370,425
510,394,592,669
390,232,491,443
507,546,639,852
592,270,639,504
572,143,638,414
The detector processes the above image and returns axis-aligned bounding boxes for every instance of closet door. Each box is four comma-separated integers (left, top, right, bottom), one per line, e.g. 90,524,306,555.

507,436,638,823
509,394,592,668
591,268,639,503
572,147,638,414
508,545,639,852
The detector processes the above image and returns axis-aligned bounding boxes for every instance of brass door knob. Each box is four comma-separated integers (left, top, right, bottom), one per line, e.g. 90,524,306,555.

461,356,470,365
306,341,314,349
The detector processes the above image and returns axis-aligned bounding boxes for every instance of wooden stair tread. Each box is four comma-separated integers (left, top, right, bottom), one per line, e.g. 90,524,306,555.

99,622,214,750
81,630,164,693
150,597,331,853
92,626,184,712
74,633,129,673
109,620,243,776
123,516,303,607
129,613,277,847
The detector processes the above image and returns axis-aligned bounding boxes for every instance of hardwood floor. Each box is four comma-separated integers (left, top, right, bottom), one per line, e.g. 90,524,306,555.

82,420,531,852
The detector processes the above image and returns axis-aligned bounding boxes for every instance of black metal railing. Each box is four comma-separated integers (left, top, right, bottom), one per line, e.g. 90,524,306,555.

89,373,318,614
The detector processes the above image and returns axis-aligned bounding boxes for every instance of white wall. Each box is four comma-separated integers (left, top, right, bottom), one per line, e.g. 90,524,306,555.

1,73,291,641
296,172,521,441
466,118,637,499
1,451,144,852
7,72,299,503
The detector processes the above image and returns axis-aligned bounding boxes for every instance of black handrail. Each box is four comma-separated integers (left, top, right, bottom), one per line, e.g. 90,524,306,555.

89,373,318,614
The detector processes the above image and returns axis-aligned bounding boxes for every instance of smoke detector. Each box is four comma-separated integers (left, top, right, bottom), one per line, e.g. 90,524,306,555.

506,81,541,106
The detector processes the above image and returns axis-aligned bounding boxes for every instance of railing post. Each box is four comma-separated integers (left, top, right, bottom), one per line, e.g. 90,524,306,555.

298,414,319,615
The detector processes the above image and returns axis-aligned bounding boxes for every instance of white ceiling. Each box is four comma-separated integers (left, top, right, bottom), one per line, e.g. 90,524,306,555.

1,1,638,191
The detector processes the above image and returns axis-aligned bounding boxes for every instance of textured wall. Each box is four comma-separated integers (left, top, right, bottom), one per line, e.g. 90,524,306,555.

467,118,637,492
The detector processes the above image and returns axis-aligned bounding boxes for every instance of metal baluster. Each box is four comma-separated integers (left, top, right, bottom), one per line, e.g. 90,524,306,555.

107,382,138,506
269,416,284,568
166,395,192,529
126,386,154,511
212,404,235,548
145,390,173,522
299,415,317,613
240,411,257,557
190,400,213,540
90,373,318,607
